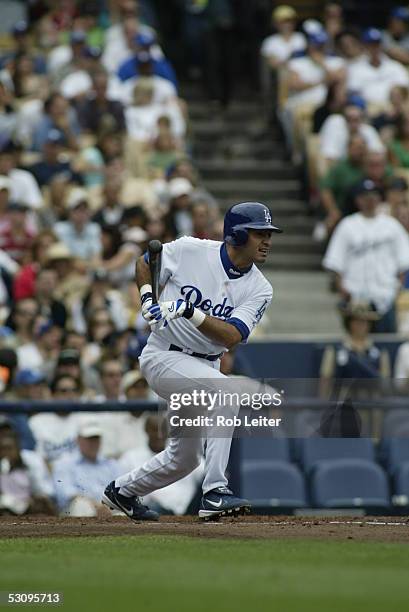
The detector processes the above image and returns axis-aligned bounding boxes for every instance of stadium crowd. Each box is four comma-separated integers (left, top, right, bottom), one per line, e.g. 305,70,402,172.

0,0,222,518
262,3,409,334
1,0,409,516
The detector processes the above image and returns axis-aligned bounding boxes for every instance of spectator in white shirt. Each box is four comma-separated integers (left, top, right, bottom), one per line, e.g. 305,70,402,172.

29,374,82,465
285,30,345,111
0,431,55,515
348,28,409,108
260,5,306,69
323,178,409,332
320,95,385,164
0,140,42,209
281,29,345,153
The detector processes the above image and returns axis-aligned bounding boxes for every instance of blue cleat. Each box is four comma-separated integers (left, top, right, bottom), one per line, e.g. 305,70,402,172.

198,486,251,521
102,481,159,522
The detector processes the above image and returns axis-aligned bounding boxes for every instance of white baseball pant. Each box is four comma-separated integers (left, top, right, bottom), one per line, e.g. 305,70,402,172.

115,337,239,496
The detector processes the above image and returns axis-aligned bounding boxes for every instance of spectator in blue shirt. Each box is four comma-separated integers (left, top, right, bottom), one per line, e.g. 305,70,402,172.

54,188,102,261
118,38,178,89
31,93,81,152
53,419,120,516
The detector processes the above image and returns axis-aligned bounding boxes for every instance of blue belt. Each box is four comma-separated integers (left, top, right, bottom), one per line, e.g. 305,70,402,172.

169,344,223,362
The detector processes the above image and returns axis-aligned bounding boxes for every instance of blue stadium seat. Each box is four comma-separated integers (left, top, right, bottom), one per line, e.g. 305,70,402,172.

311,459,390,508
241,436,290,463
241,460,308,508
298,437,375,472
383,438,409,473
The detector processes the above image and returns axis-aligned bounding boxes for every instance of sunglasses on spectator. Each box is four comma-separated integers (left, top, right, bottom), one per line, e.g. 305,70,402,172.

103,370,122,377
56,386,78,393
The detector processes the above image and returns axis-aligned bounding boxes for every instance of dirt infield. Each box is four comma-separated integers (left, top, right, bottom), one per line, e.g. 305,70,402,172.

1,515,409,542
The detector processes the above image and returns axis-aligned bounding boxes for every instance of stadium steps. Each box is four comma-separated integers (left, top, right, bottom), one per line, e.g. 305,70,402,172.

182,91,340,335
186,95,323,272
260,271,343,335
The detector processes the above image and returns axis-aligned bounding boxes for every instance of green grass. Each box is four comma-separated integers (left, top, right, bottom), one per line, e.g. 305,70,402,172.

1,536,409,612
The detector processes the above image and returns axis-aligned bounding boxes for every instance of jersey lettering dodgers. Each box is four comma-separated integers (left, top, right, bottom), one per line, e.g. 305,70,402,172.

147,236,273,354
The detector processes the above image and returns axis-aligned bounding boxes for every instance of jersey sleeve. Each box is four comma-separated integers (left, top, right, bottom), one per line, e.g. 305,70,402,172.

226,284,273,342
144,238,183,286
322,220,350,274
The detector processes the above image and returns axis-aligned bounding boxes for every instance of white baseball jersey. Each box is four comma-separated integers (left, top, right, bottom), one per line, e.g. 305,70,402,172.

145,237,273,355
323,212,409,313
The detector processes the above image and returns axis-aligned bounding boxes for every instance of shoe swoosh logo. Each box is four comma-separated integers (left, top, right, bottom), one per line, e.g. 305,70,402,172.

206,498,223,508
111,495,133,516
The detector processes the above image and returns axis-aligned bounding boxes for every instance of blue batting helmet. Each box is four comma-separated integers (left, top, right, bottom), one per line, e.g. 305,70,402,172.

223,202,282,246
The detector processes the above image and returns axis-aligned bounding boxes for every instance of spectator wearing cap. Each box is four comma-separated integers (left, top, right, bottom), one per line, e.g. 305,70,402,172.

0,202,35,265
260,5,306,70
285,30,345,112
29,374,82,465
54,188,102,261
31,93,81,153
323,178,409,332
0,430,55,516
47,29,88,80
52,419,120,517
57,46,104,102
283,29,345,153
109,52,178,109
12,369,49,401
320,300,390,400
164,177,194,238
26,129,82,187
383,7,409,66
0,140,42,209
117,34,177,88
347,28,409,108
44,242,89,308
102,12,162,75
76,69,125,134
319,135,367,232
319,95,385,165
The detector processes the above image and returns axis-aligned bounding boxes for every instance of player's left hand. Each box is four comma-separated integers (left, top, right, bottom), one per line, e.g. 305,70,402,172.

147,299,190,328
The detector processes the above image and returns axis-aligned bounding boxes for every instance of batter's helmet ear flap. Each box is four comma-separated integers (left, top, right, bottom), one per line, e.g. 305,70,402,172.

232,228,248,246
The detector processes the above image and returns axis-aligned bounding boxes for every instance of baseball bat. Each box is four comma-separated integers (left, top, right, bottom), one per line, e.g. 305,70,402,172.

148,240,163,304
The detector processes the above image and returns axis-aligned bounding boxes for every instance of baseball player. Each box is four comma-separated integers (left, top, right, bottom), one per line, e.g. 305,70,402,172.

102,202,282,520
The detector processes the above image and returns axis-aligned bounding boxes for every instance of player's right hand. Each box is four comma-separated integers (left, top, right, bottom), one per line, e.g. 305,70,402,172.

141,292,154,321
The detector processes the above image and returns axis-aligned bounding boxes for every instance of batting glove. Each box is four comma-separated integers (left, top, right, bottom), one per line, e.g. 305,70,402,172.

147,300,206,328
140,285,154,321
